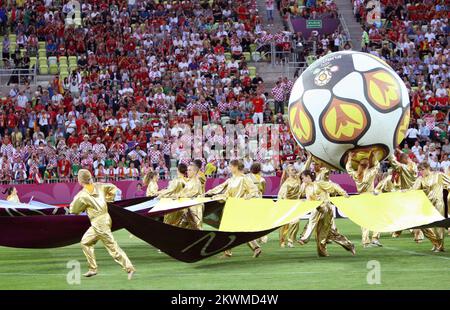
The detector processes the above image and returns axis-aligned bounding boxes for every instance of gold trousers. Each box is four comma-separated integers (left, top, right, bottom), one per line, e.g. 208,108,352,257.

422,202,446,250
362,228,381,245
299,208,320,243
182,205,204,230
309,204,353,256
164,210,185,226
300,206,339,243
279,221,299,245
81,225,134,273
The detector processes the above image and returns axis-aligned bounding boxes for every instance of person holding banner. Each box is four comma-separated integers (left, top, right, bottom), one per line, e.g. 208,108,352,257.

346,151,383,248
412,162,449,252
298,156,336,246
297,170,355,257
175,164,204,230
248,162,268,243
205,159,262,258
143,171,159,197
278,164,302,248
387,150,423,241
69,169,135,279
157,163,188,226
4,187,20,203
193,159,206,192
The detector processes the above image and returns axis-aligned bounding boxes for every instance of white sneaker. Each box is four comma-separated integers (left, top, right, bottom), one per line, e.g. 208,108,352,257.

128,270,135,280
83,270,97,277
371,240,383,247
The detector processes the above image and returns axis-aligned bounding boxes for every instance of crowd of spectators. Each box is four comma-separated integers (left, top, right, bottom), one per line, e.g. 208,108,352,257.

351,0,449,169
0,0,305,184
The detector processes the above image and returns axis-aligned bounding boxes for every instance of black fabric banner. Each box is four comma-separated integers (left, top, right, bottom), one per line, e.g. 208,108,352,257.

108,204,275,263
413,218,450,229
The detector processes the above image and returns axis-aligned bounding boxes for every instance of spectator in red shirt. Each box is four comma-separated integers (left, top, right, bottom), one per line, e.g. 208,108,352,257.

251,91,265,124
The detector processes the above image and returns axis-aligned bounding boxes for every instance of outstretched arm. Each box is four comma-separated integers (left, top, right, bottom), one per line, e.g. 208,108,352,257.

205,179,229,197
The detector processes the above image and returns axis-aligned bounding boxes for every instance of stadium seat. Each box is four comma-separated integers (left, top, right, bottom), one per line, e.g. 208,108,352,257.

29,57,37,68
68,56,77,65
251,52,261,62
49,63,59,75
38,41,46,50
39,65,49,75
248,66,256,76
48,56,58,65
306,55,317,65
8,34,16,43
59,56,68,66
59,71,69,80
243,52,251,62
39,58,48,66
249,44,257,52
69,63,78,72
59,63,68,73
224,52,231,60
38,49,47,58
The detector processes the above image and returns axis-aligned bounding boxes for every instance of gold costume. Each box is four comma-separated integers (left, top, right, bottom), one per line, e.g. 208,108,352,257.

278,176,301,246
299,181,354,256
206,174,261,253
6,193,20,203
248,173,268,243
146,180,159,197
300,165,335,244
248,173,267,196
412,172,450,251
346,159,381,245
388,155,418,189
198,171,206,192
158,177,187,226
69,183,135,273
178,176,204,230
375,174,401,193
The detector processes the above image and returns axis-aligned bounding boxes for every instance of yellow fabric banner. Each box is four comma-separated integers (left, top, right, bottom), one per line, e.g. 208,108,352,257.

331,190,444,232
219,198,321,232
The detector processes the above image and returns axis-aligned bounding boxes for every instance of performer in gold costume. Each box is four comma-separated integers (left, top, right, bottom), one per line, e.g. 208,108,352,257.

205,160,262,258
412,162,449,252
387,151,423,241
297,170,355,257
298,155,336,246
143,171,159,197
193,159,206,192
278,164,301,247
4,187,20,202
176,164,204,230
248,163,267,195
374,170,401,193
69,169,135,279
157,163,188,226
247,162,268,243
346,151,382,247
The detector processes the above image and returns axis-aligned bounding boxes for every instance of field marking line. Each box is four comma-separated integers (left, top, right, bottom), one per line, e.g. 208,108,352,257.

383,246,450,261
0,267,448,278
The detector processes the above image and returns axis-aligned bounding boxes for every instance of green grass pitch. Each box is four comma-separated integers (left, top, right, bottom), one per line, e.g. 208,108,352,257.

0,219,448,290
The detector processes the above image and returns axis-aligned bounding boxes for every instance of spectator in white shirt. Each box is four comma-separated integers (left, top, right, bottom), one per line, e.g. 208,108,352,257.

411,140,422,157
428,155,441,170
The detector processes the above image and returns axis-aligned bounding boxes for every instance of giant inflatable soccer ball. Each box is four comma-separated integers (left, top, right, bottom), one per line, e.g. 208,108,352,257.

288,51,410,170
